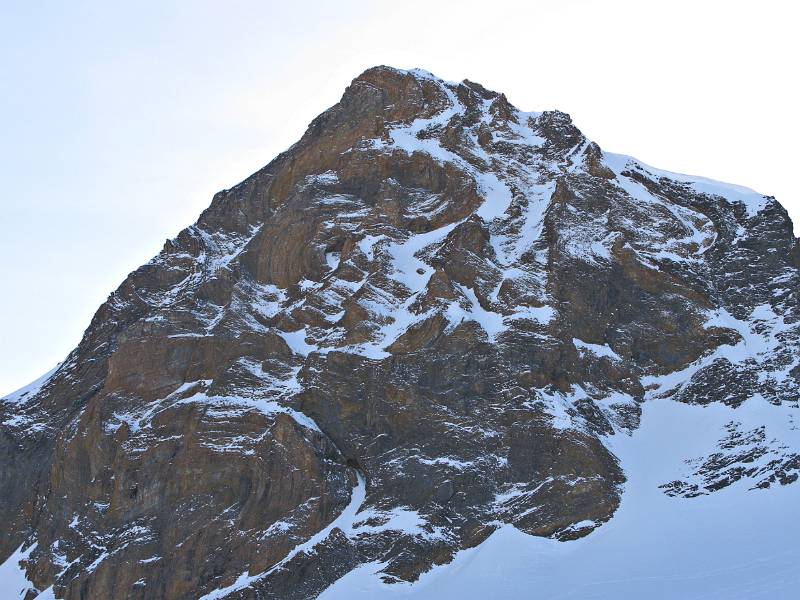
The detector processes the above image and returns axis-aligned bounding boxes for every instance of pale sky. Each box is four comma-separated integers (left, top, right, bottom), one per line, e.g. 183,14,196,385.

1,0,798,394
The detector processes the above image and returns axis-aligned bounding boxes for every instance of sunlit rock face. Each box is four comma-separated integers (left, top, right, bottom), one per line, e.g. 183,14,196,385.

2,66,799,600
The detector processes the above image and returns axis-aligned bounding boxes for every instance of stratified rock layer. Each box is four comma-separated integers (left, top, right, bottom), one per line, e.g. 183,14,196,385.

2,66,799,599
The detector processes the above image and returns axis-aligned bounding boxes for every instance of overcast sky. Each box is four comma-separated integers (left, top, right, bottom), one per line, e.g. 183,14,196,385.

1,0,798,394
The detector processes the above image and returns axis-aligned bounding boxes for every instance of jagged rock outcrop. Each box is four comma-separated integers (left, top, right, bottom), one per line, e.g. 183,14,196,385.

2,66,799,599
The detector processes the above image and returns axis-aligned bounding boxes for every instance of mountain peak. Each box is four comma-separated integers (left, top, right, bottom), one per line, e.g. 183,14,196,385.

2,67,799,600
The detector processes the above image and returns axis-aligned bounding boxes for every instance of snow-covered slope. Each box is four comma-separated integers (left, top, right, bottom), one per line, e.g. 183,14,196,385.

322,397,800,599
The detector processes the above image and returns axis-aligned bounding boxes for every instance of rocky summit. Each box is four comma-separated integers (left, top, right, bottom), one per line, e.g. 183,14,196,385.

2,66,799,599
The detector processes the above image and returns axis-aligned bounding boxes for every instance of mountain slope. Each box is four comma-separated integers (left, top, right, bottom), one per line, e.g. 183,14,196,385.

2,66,799,600
321,397,800,599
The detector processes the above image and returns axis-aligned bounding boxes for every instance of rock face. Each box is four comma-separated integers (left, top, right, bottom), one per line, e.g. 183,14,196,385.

2,66,799,599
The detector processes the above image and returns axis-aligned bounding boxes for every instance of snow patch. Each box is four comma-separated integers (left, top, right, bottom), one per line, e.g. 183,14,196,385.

605,152,770,218
277,327,317,357
2,365,59,404
573,338,621,361
0,543,38,600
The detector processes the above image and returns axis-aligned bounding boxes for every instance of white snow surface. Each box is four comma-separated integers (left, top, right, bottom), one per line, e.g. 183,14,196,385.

572,338,621,361
277,327,317,357
321,397,800,599
0,544,37,599
1,365,58,403
604,152,770,218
